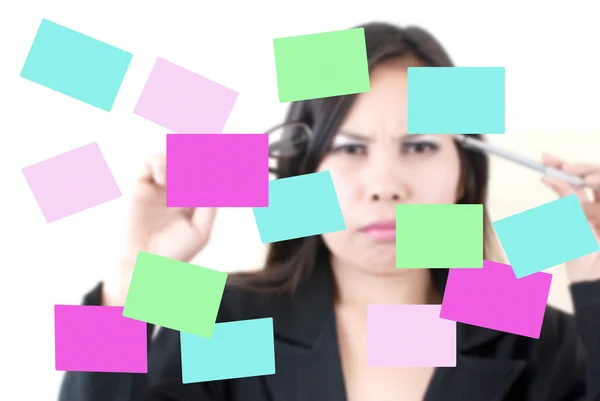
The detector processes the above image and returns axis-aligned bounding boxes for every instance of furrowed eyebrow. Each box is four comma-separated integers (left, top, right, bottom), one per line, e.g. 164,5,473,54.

335,131,429,142
334,131,372,142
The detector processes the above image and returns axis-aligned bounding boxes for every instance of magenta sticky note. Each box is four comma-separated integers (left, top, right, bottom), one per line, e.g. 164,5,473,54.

55,305,147,373
166,133,269,207
367,304,456,367
22,142,121,223
133,58,238,133
440,260,552,338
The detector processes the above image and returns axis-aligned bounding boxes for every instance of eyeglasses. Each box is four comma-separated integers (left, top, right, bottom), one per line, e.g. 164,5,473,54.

267,121,313,175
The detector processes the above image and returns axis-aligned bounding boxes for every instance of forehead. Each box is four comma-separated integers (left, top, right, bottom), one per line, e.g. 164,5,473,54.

339,56,425,136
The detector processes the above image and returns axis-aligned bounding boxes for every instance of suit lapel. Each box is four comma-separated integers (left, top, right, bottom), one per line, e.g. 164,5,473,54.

425,355,525,401
260,264,527,401
265,318,347,401
425,323,527,401
262,264,347,401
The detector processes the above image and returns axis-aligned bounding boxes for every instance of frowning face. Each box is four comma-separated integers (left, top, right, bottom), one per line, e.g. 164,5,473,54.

317,56,464,273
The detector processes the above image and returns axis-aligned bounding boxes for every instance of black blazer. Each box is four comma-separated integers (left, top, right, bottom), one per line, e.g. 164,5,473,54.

59,264,600,401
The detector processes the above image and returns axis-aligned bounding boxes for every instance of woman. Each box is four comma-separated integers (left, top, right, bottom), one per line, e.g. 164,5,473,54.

59,22,600,401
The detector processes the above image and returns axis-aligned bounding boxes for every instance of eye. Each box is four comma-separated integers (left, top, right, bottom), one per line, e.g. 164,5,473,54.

401,141,440,155
330,143,367,155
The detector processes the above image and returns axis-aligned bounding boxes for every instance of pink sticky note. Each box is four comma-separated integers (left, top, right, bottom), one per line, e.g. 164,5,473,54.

166,133,269,207
55,305,147,372
440,260,552,338
133,58,238,133
367,305,456,367
22,142,121,223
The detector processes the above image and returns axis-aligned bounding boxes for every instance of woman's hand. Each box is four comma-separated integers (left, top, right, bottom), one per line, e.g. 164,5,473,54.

541,153,600,283
102,154,217,306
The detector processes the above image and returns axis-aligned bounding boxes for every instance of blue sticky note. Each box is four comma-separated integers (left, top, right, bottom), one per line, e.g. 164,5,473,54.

493,195,599,279
20,19,132,111
407,67,505,134
252,171,346,243
180,318,275,383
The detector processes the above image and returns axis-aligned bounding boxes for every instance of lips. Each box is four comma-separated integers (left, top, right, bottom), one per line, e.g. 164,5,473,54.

361,221,396,231
360,220,397,242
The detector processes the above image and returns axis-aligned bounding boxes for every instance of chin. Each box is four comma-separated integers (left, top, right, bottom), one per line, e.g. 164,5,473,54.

365,265,404,276
325,238,399,273
358,251,399,275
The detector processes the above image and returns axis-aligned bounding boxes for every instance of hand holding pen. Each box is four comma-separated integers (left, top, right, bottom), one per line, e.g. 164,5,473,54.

452,134,600,282
452,134,600,190
540,153,600,196
540,152,600,283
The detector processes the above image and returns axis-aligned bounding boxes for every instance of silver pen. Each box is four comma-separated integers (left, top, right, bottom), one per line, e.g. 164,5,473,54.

453,134,588,188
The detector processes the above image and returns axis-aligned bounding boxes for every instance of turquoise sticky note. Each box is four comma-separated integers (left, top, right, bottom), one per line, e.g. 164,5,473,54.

493,194,599,279
180,318,275,383
252,171,346,243
20,19,132,111
407,67,505,134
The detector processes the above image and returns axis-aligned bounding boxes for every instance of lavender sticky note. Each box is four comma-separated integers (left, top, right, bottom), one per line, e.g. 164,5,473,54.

367,304,456,367
166,134,269,207
55,305,147,372
440,260,552,338
134,58,238,133
22,142,121,223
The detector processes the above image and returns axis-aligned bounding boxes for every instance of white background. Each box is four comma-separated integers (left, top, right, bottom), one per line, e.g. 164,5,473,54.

1,1,599,399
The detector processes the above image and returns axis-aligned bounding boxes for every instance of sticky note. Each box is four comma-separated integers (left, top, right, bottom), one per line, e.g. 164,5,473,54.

407,67,505,134
123,252,227,338
22,142,121,223
181,318,275,383
20,19,132,111
396,204,483,268
493,195,600,278
367,305,456,367
166,134,268,207
440,260,552,338
55,305,147,372
273,28,370,102
252,171,345,243
134,58,238,133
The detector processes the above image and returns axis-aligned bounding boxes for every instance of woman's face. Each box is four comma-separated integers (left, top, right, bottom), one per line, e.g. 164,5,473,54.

317,56,464,273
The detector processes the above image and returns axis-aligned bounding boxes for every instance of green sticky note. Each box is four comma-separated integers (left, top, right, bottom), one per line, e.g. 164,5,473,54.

20,19,132,111
123,252,227,338
396,204,483,268
273,28,370,102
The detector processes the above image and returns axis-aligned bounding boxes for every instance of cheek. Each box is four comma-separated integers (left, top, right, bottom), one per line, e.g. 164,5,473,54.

317,161,360,253
410,156,462,203
317,160,359,218
321,218,358,265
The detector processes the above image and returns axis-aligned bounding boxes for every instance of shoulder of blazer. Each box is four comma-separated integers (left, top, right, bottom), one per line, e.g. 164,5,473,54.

528,304,584,366
212,282,287,327
458,304,580,360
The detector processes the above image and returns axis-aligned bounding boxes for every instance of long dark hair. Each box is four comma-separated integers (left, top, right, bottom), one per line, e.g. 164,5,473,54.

229,22,498,296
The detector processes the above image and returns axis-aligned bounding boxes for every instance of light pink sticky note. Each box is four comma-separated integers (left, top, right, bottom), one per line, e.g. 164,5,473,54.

54,305,147,373
166,133,269,207
133,58,238,133
440,260,552,338
367,305,456,367
22,142,121,223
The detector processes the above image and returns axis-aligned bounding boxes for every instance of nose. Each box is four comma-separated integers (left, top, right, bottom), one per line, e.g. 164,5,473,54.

364,146,407,203
369,188,401,202
366,169,405,203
